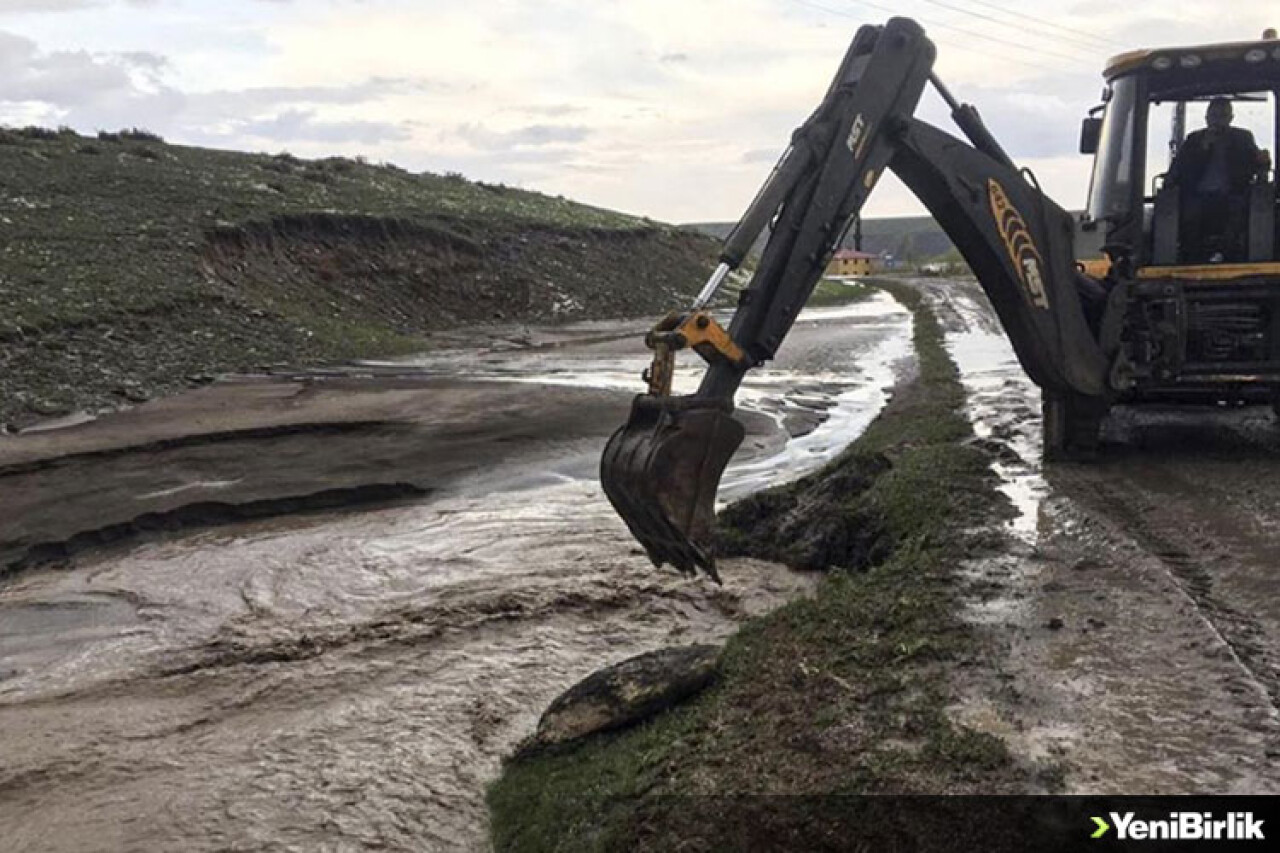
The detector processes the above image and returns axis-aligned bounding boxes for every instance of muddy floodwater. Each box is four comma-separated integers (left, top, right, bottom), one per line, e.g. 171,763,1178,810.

10,279,1280,853
0,293,911,851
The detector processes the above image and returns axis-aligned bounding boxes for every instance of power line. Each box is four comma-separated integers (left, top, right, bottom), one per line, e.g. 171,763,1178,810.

949,0,1129,49
848,0,1097,65
913,0,1114,56
916,0,1105,61
791,0,1066,76
836,0,1097,69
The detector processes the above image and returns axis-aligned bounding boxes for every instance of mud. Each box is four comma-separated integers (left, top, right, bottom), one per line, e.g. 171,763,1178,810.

201,214,720,332
13,275,1279,851
0,294,910,851
917,278,1280,794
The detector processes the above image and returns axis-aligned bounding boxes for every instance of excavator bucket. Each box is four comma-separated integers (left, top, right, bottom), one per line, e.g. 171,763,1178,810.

600,395,744,581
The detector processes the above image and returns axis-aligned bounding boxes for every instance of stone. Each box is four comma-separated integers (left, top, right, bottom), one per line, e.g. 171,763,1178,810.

519,644,721,756
26,398,71,417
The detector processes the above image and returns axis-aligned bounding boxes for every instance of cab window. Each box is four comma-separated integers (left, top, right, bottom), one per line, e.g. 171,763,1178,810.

1087,77,1140,224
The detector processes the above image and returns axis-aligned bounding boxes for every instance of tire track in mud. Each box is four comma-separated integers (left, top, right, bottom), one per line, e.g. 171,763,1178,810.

1074,470,1280,716
923,276,1280,720
909,276,1280,791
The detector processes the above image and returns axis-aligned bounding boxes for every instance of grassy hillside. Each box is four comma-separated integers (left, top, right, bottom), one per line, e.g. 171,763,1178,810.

0,127,719,426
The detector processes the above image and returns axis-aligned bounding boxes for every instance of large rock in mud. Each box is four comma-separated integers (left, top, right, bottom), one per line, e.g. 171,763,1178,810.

519,644,721,755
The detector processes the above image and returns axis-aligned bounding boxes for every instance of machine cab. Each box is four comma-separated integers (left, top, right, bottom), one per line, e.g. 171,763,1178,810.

1083,34,1280,270
1079,33,1280,397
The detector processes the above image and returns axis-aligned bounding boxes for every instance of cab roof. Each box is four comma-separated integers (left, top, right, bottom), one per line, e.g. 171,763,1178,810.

1105,36,1280,79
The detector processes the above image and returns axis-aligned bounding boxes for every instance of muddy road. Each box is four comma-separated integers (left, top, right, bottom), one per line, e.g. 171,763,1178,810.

923,278,1280,794
0,294,911,851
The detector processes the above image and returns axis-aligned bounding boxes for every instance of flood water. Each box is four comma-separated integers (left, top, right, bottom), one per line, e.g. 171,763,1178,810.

932,283,1047,540
0,293,911,851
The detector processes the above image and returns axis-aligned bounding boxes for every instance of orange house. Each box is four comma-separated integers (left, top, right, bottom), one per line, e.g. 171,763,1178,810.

826,249,877,277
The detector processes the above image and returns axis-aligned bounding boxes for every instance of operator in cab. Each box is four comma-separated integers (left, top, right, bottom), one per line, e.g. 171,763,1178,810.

1167,96,1271,263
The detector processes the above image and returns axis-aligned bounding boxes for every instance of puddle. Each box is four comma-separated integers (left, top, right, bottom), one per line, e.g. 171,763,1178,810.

942,306,1047,542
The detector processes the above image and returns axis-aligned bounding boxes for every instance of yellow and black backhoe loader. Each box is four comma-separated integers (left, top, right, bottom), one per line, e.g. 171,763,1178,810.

600,18,1280,580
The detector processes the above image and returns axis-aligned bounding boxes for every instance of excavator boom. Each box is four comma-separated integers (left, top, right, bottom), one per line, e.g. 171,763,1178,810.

601,17,1110,578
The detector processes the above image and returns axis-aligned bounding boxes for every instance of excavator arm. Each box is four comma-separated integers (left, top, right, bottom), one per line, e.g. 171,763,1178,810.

601,17,1110,578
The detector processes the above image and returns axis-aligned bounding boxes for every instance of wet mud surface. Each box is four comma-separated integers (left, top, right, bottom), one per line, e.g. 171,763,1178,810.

10,278,1280,851
0,296,910,851
922,278,1280,794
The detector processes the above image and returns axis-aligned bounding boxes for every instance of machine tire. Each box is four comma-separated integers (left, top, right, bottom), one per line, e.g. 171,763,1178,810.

1042,392,1108,461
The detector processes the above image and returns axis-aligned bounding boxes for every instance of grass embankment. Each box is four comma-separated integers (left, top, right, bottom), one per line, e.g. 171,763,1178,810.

0,127,718,426
803,277,876,307
488,280,1049,851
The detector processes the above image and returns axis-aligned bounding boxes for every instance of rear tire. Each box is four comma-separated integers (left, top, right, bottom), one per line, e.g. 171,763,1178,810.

1042,392,1108,461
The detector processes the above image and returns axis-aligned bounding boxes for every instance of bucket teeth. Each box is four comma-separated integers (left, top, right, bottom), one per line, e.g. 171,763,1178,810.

600,395,744,581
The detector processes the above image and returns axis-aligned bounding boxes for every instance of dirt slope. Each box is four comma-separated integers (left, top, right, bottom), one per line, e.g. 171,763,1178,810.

0,128,718,427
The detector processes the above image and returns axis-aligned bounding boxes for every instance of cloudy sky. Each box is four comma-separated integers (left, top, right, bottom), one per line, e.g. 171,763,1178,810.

1,0,1277,222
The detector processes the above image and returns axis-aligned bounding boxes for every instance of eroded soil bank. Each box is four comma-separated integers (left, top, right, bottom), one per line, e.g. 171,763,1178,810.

0,294,908,851
0,130,720,429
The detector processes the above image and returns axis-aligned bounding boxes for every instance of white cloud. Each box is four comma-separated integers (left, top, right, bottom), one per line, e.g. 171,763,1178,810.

452,123,591,151
234,108,412,145
0,1,99,10
1,0,1279,220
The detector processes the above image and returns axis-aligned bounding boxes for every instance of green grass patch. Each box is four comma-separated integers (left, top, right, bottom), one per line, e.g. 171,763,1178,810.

487,280,1044,851
804,277,876,307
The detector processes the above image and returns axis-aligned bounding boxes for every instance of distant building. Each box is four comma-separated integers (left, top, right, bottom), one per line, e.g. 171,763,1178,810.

826,249,878,277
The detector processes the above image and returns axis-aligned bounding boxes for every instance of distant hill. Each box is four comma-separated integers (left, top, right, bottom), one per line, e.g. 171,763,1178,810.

684,211,1103,264
0,126,719,427
683,214,953,264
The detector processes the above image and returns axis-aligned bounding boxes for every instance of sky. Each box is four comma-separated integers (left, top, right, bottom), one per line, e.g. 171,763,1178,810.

0,0,1277,222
